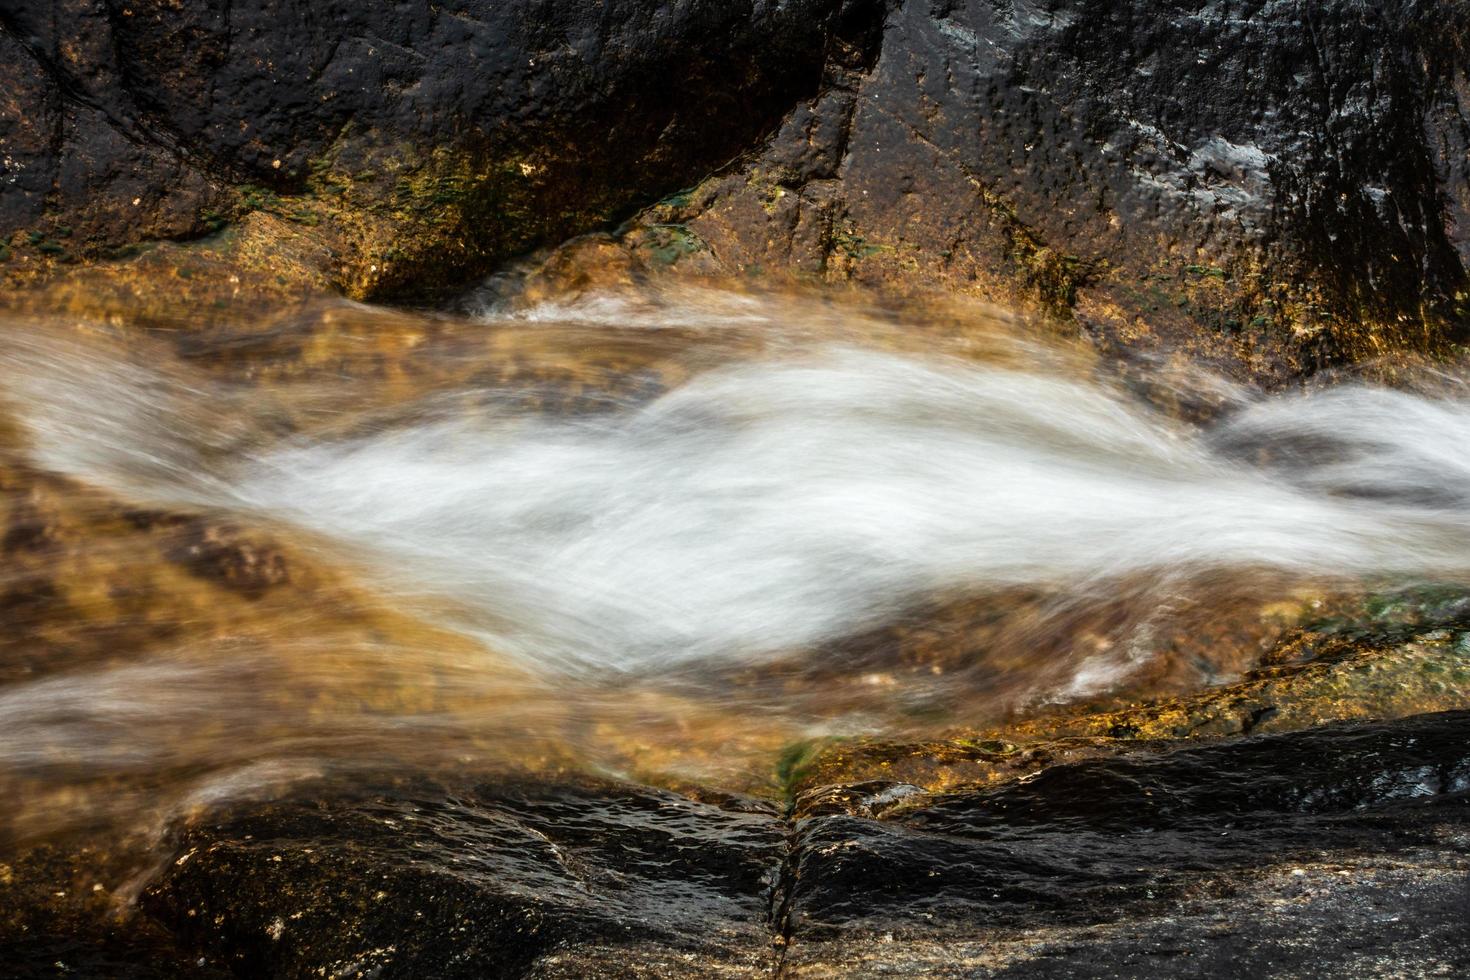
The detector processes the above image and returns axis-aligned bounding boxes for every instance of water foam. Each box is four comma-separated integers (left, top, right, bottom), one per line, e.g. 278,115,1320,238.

9,303,1470,676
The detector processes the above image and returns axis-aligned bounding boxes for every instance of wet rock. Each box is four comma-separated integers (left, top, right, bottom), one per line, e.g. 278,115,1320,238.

5,713,1469,977
781,859,1470,978
789,593,1470,796
0,844,230,979
165,523,289,599
0,0,856,298
0,27,231,270
778,711,1470,974
142,778,786,978
633,0,1470,372
7,0,1466,367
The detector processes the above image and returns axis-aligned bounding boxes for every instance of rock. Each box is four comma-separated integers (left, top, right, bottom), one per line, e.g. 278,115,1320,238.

780,861,1470,978
610,0,1470,374
788,596,1470,797
0,27,228,269
9,712,1465,977
141,778,786,978
164,522,290,599
0,0,857,298
6,1,1466,371
0,843,228,979
776,710,1470,976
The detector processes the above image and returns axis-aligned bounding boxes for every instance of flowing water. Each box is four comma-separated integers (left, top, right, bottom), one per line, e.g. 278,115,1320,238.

3,283,1470,843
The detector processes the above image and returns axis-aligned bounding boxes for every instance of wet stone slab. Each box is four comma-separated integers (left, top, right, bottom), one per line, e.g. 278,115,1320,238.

781,858,1470,978
777,711,1470,976
142,779,787,978
6,711,1470,977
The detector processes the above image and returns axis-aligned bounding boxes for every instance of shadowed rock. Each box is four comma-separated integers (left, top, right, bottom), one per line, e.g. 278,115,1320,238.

142,779,786,978
0,0,859,296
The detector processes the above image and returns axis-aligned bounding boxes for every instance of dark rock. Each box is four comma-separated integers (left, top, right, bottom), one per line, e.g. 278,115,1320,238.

8,0,1466,361
0,0,858,296
779,711,1470,952
0,843,232,979
780,860,1470,978
142,778,787,977
674,0,1470,371
0,26,226,261
6,714,1469,976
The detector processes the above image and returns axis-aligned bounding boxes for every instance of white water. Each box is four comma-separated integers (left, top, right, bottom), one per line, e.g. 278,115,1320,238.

8,295,1470,677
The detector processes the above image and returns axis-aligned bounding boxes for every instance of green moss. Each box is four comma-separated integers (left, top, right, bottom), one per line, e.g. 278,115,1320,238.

240,184,286,214
1121,281,1179,313
829,222,888,261
775,739,833,802
211,136,652,299
1295,584,1470,649
952,737,1020,756
102,242,152,260
656,187,695,210
640,223,707,265
1362,584,1470,625
394,171,470,211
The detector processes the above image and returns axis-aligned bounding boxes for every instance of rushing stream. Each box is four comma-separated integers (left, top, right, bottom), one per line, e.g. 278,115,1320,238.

2,284,1469,843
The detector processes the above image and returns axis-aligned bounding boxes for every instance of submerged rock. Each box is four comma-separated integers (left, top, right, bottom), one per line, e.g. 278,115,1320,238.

788,587,1470,797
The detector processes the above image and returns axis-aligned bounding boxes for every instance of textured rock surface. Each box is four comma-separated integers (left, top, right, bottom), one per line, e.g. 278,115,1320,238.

781,712,1470,933
143,779,786,977
780,860,1470,978
0,0,852,296
5,1,1467,368
616,0,1470,372
6,711,1467,977
777,713,1470,976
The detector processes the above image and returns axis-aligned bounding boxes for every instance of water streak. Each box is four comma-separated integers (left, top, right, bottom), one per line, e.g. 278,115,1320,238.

2,288,1469,836
10,299,1470,674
